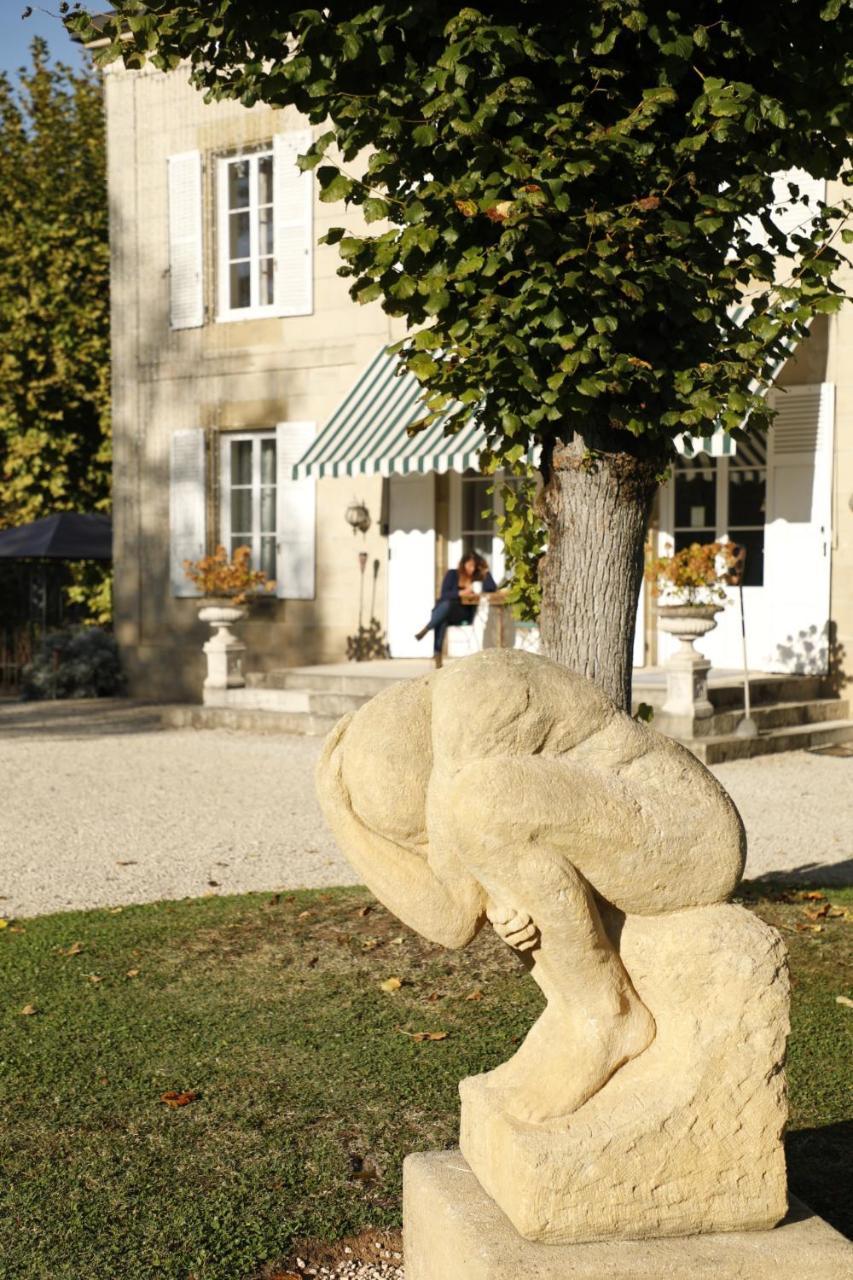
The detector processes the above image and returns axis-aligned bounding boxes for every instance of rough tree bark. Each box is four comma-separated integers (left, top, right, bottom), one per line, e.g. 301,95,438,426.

539,427,668,713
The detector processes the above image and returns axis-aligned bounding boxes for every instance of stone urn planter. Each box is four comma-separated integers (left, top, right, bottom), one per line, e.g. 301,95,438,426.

657,603,722,721
198,600,247,691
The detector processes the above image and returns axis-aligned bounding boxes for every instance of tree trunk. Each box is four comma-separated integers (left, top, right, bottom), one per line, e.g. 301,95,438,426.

539,427,667,713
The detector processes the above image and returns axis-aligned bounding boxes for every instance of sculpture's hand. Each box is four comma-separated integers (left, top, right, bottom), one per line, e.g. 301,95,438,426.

487,904,540,953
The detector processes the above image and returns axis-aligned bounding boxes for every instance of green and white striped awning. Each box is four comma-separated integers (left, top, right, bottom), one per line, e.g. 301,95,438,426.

293,314,799,479
293,346,490,479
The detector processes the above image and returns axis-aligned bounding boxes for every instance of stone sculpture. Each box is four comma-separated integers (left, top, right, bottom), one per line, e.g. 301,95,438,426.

316,649,789,1246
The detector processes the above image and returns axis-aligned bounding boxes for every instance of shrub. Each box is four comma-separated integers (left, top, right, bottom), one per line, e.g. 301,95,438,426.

21,626,125,700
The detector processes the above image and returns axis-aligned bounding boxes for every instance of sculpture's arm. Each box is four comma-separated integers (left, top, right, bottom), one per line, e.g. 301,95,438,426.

316,717,487,949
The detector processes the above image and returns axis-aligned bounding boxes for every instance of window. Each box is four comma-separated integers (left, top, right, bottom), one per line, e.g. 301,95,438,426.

217,150,275,318
670,440,767,587
220,433,277,581
461,470,494,556
726,437,767,587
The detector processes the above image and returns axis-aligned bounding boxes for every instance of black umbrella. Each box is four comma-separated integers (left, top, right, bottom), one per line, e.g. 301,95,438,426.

0,513,112,560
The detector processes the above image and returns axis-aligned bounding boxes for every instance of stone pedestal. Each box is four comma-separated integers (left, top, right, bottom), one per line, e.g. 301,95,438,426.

403,1151,853,1280
659,604,721,724
199,604,247,691
459,905,789,1244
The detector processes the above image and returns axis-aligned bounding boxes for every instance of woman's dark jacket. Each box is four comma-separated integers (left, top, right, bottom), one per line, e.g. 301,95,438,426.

437,568,498,625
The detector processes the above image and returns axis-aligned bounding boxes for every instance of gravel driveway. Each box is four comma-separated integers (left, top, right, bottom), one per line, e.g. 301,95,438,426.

0,698,850,919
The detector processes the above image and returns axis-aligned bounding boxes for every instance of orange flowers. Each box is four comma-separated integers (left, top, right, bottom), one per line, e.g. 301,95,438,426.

183,545,275,605
647,540,738,605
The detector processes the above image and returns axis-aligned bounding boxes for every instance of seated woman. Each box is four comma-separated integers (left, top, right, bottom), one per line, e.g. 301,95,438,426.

415,551,497,667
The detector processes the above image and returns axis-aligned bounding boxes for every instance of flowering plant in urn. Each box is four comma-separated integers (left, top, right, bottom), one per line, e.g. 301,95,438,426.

183,545,275,606
647,540,737,608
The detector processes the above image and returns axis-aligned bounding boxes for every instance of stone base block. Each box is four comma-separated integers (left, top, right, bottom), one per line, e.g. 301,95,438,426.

403,1151,853,1280
459,904,789,1244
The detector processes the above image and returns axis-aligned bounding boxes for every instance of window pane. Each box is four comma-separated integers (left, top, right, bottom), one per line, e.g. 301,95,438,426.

259,206,274,256
229,261,251,309
462,477,493,538
728,467,766,527
260,536,276,583
674,462,716,530
728,528,764,587
229,210,251,260
674,531,717,556
258,154,273,206
228,160,250,209
231,488,252,535
260,486,276,533
258,257,274,306
231,440,252,486
260,439,276,486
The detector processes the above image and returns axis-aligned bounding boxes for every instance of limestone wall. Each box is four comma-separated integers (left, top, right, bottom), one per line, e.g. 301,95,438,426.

105,61,398,699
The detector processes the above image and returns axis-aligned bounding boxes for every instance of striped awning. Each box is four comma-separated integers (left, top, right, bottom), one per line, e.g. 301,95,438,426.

294,313,799,479
293,346,490,478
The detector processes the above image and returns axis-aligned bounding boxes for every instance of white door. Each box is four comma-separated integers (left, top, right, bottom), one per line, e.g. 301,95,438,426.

387,473,436,658
760,383,834,673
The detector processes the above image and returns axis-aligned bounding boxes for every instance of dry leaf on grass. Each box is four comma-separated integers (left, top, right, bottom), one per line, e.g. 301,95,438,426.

298,910,312,920
87,974,103,984
465,989,484,1001
357,904,372,918
804,903,830,920
9,926,25,934
836,995,853,1009
108,907,123,915
20,1003,37,1016
160,1090,198,1108
379,977,402,993
398,1028,448,1042
115,860,137,867
126,969,140,978
361,937,381,951
795,923,823,934
60,941,84,957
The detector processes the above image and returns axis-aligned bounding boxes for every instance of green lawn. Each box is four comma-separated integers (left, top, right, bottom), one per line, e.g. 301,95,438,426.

1,884,850,1280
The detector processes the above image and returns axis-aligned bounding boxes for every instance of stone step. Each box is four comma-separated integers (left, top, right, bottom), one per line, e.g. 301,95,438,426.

205,684,372,718
247,668,415,697
701,697,849,738
161,704,340,736
634,673,829,714
681,718,853,765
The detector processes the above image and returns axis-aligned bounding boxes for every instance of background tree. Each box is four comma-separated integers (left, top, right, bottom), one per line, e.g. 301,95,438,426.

71,2,853,706
0,37,110,619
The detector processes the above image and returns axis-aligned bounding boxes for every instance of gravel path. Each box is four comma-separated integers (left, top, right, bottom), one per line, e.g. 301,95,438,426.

0,698,850,919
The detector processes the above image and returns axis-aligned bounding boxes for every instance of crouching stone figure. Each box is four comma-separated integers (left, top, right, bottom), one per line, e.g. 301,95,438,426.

316,649,789,1244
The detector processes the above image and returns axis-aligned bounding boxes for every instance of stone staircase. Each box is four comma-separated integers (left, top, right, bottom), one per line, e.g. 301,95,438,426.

162,663,853,763
162,661,426,737
645,673,853,764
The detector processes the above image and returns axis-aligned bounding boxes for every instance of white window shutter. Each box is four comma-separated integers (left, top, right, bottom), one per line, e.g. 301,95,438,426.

169,429,207,596
167,151,204,329
273,130,314,317
276,422,316,599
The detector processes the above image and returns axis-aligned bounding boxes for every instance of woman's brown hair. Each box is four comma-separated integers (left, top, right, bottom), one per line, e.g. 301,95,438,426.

457,551,489,581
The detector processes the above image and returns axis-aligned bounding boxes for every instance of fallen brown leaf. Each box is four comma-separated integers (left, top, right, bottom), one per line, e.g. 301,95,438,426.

87,974,103,984
361,937,380,951
357,904,372,918
465,989,484,1001
20,1003,37,1016
827,906,847,918
207,880,220,888
836,995,853,1009
398,1028,448,1042
801,890,826,901
115,860,137,866
804,903,830,920
379,977,402,993
108,907,123,915
298,910,312,920
160,1089,198,1108
9,925,25,934
61,941,84,957
126,968,140,978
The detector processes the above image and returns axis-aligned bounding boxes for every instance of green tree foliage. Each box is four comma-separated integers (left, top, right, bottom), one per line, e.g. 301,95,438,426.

69,2,853,699
0,39,110,617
